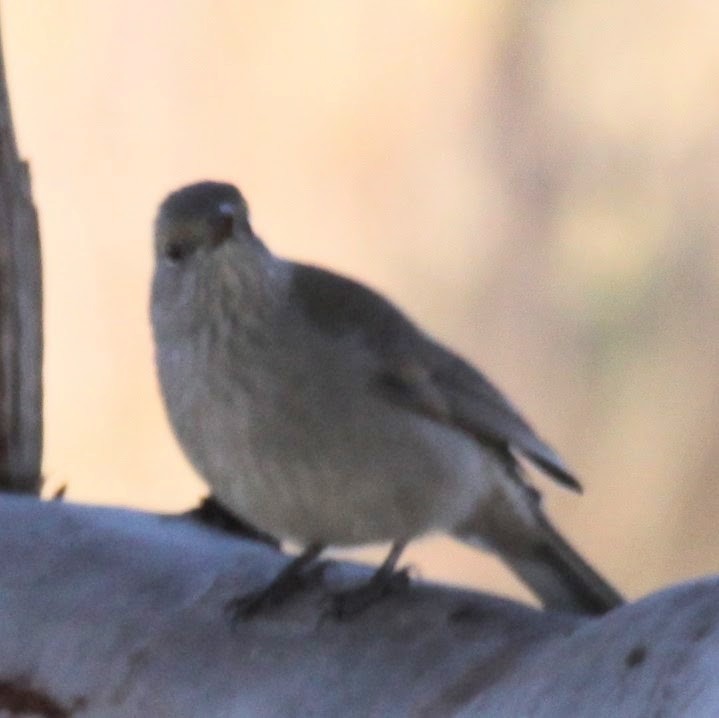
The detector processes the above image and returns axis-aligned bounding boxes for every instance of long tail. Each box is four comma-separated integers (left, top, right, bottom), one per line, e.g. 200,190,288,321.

504,515,622,614
457,504,623,615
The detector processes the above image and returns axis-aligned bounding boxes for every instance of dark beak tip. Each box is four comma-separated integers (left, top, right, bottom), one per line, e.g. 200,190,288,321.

211,214,235,246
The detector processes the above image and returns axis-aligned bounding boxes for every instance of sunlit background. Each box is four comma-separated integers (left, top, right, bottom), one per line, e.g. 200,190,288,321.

3,1,718,607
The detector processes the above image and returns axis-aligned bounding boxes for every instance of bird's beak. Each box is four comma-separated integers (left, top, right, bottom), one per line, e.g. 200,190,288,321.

209,210,235,248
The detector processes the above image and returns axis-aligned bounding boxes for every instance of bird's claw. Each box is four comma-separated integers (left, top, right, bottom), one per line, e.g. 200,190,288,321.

329,566,411,620
226,560,328,623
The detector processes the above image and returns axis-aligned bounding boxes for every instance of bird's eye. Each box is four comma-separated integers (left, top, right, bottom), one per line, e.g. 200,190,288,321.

164,241,190,262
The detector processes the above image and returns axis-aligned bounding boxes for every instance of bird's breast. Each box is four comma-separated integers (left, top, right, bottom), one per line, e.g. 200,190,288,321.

156,315,492,547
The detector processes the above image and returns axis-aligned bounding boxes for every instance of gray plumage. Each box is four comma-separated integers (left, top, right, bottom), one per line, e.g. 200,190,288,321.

151,180,622,615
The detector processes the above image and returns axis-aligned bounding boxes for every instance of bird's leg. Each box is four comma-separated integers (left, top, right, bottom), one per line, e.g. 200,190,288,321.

226,543,325,621
183,496,281,548
331,541,409,619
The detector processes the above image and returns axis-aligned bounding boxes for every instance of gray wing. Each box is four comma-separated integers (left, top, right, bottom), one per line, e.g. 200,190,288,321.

289,263,580,491
419,345,580,490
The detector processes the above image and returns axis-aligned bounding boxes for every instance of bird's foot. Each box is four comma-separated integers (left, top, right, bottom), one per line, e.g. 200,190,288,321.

329,566,411,619
226,545,326,622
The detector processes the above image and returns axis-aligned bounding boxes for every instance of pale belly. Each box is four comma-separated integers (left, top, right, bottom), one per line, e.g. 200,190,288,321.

183,382,496,547
157,317,500,548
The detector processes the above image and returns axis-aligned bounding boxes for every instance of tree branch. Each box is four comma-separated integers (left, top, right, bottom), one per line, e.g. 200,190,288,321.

0,496,716,716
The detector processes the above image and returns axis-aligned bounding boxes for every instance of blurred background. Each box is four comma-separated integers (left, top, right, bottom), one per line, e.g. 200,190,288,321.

2,1,718,606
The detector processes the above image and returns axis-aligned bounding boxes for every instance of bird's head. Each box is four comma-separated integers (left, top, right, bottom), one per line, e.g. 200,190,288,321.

154,181,255,264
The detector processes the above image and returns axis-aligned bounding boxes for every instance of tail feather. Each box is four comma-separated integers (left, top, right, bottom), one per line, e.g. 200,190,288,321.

458,515,623,615
502,518,623,614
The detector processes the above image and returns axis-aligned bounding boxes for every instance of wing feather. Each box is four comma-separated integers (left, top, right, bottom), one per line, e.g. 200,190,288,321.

288,263,580,491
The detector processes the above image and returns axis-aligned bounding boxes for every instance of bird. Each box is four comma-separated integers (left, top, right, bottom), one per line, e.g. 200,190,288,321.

151,180,623,618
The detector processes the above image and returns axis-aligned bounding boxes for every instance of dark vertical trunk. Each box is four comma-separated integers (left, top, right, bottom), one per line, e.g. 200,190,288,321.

0,20,43,494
